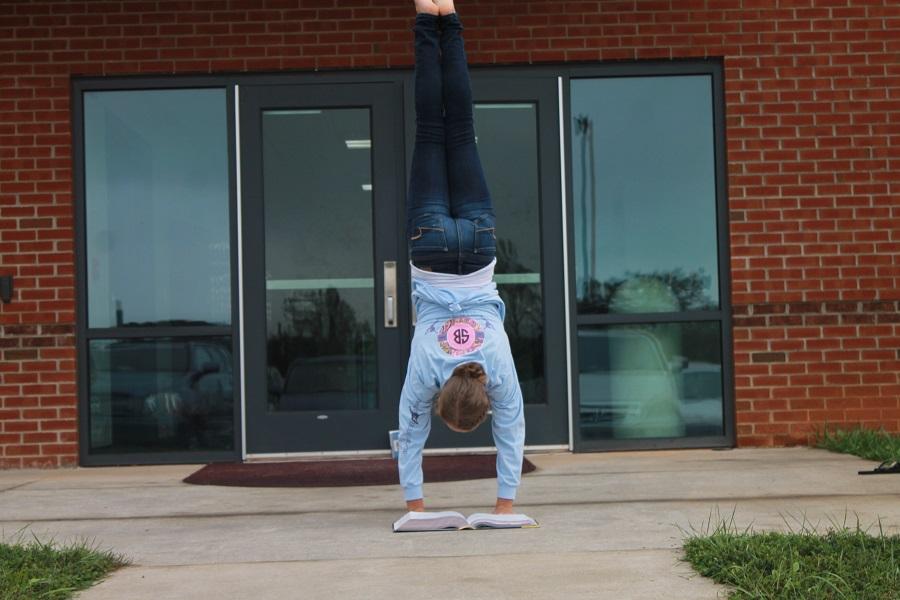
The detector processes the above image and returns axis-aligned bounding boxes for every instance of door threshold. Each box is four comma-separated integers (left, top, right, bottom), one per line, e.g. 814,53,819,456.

244,444,568,462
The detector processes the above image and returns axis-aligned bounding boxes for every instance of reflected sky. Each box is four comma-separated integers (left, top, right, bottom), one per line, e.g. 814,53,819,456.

474,104,541,274
261,108,375,336
84,89,230,328
263,108,374,283
571,76,719,311
475,104,545,403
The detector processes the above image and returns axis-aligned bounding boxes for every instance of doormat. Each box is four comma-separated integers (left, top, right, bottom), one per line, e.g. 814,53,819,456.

183,455,537,488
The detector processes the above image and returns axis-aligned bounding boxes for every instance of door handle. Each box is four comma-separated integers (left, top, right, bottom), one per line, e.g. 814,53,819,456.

384,261,397,328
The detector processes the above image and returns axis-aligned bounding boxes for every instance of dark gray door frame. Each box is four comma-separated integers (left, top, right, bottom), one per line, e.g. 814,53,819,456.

240,82,406,453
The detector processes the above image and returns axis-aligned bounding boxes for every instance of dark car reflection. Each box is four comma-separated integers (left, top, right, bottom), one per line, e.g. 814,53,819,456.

89,339,234,451
271,354,376,412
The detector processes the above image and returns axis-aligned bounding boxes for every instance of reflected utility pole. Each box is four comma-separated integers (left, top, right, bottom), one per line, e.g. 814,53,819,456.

574,115,596,299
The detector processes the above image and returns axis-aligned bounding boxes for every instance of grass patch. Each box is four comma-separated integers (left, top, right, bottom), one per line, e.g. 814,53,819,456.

815,426,900,463
0,528,129,600
682,512,900,599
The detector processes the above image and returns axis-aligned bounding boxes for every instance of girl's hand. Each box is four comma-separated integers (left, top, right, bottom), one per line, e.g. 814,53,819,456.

493,498,514,514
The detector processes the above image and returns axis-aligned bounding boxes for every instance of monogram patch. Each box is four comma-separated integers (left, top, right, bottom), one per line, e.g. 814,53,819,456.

437,317,484,356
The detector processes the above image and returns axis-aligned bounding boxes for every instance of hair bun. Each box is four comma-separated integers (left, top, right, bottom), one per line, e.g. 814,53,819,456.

453,361,486,383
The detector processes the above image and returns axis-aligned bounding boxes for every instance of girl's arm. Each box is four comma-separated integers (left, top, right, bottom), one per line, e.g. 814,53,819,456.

397,369,434,504
489,371,526,503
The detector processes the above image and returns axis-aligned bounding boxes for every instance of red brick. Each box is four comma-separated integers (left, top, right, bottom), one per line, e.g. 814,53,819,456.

738,436,775,447
4,421,39,432
738,412,772,424
23,432,57,444
22,456,59,468
4,444,40,456
40,443,77,455
755,423,792,435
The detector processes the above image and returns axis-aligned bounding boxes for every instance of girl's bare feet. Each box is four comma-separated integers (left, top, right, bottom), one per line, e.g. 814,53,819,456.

414,0,439,15
436,0,456,16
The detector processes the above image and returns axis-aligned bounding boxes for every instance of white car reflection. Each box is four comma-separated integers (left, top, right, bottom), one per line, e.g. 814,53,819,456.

578,329,685,439
675,361,724,435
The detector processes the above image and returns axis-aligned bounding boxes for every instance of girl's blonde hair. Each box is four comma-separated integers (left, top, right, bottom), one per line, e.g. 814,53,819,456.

436,362,489,432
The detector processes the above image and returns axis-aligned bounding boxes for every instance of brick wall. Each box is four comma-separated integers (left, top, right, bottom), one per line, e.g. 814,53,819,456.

1,0,897,467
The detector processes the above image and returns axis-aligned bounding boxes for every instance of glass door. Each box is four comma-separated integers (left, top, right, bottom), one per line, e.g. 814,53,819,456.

240,83,406,453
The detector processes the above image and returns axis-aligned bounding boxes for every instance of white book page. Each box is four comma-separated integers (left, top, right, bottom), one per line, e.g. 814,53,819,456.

393,511,467,532
466,513,538,528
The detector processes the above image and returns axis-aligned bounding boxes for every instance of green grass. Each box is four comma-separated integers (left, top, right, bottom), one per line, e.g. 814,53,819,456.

815,426,900,463
0,529,129,600
682,513,900,600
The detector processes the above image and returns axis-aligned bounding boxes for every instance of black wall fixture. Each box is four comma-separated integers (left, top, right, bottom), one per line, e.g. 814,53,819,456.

0,275,12,303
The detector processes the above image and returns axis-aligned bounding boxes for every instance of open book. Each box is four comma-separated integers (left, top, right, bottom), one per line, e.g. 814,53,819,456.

392,511,539,532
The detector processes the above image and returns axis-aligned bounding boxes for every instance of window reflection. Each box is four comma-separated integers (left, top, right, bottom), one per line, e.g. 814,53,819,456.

267,288,376,411
262,108,377,412
571,76,719,314
84,89,231,328
475,103,545,404
577,322,724,440
88,337,234,453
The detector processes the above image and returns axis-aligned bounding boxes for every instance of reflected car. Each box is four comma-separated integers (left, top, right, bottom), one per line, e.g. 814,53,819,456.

89,339,234,450
278,354,376,412
578,329,685,439
675,361,724,436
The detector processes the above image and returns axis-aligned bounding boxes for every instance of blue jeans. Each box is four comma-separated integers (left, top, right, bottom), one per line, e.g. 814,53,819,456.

407,13,496,275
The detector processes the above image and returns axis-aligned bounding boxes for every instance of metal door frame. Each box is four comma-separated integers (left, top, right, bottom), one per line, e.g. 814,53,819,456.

239,81,407,455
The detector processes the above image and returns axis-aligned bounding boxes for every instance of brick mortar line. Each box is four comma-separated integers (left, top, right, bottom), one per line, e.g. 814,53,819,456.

736,300,900,311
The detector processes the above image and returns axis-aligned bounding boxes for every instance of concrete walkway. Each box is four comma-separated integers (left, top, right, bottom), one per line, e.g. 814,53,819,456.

1,447,898,599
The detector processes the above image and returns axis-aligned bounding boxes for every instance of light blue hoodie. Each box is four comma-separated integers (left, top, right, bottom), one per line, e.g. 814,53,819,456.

397,270,526,502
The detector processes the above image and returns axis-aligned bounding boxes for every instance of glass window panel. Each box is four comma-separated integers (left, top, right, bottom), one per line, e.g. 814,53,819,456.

571,76,719,314
263,108,376,412
84,89,231,328
577,322,724,440
475,103,545,405
88,337,234,453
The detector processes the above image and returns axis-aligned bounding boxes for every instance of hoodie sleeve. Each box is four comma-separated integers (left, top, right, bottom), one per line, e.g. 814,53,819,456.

488,369,526,500
397,367,434,502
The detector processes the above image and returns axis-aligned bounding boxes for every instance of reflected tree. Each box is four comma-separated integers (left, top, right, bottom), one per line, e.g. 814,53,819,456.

572,112,717,315
576,268,716,314
496,238,545,403
268,288,374,378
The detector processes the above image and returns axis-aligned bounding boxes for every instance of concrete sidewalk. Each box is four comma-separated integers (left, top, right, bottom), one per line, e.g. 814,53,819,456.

1,447,898,599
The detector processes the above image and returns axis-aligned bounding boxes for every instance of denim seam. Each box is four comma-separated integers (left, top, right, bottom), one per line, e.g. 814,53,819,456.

455,219,462,274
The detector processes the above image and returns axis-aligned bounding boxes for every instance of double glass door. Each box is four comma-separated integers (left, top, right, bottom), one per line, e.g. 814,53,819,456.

240,77,567,454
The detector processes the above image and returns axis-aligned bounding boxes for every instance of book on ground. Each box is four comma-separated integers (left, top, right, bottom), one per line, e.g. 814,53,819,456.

392,511,539,532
